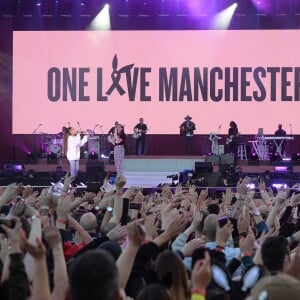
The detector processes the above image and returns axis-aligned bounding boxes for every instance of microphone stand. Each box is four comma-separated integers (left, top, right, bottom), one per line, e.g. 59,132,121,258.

32,124,44,157
77,122,83,133
32,123,42,134
99,125,105,158
289,124,292,158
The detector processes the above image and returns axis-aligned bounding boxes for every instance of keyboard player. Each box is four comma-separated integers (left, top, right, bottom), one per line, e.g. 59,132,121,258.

274,124,287,156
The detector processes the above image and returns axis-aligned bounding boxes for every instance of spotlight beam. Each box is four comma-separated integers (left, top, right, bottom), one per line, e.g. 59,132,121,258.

211,3,238,30
89,4,111,30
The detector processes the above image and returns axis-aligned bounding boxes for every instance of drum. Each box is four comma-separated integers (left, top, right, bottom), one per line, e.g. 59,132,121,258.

52,138,62,145
48,144,62,156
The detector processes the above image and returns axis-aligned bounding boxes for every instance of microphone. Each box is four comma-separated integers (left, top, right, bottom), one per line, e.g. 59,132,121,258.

95,124,99,126
39,123,43,125
218,124,222,129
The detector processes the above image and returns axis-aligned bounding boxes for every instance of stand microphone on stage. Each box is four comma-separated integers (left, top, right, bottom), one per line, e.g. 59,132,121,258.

32,123,42,134
77,121,83,132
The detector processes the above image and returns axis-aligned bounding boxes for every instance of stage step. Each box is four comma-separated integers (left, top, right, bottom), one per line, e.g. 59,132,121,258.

123,171,178,187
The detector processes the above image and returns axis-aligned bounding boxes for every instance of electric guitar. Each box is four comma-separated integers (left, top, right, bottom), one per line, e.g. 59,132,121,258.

226,133,239,144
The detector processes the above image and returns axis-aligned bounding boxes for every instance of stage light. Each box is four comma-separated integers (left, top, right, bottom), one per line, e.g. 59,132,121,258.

89,3,111,30
211,2,238,29
248,152,259,165
27,152,38,164
272,183,288,189
270,152,281,163
88,151,99,161
47,152,58,164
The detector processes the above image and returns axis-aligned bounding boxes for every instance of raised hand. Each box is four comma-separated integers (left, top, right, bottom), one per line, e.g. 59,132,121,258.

116,174,127,191
239,228,255,255
62,172,76,193
43,216,62,249
236,177,250,196
9,201,26,217
0,183,18,205
237,206,250,234
127,222,145,247
215,221,233,248
163,211,187,239
191,251,212,290
223,187,234,206
24,191,39,207
0,217,22,252
107,224,128,243
123,187,138,201
22,185,34,199
21,236,46,260
182,238,205,257
144,214,158,241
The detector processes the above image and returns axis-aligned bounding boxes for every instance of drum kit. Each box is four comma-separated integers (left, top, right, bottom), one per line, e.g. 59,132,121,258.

42,133,63,157
32,123,108,159
41,129,103,158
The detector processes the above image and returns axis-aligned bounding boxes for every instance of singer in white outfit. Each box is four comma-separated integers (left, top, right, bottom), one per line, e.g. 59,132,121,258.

63,127,88,176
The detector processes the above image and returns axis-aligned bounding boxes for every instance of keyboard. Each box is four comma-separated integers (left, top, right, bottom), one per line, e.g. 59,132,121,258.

264,136,294,140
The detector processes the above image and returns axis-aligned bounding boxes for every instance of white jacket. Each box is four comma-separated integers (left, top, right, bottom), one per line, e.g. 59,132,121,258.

67,134,88,161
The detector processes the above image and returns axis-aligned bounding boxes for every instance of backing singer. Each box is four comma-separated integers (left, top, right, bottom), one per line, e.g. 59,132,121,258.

108,123,126,175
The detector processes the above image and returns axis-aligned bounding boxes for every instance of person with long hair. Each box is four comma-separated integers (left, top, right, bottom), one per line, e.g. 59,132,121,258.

153,250,190,300
226,121,239,163
108,123,126,175
62,127,88,176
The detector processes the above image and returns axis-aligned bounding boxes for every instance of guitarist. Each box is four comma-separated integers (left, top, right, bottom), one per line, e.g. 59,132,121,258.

179,115,196,155
133,117,148,155
226,121,239,162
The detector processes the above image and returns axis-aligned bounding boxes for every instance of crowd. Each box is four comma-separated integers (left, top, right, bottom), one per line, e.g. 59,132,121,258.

0,173,300,300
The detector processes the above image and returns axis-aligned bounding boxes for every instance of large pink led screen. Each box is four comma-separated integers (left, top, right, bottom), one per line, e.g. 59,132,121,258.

13,30,300,135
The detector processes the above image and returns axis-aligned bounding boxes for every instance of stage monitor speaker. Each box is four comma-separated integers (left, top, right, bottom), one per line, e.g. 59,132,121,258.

86,161,105,173
86,182,102,193
206,155,220,166
195,161,213,173
85,161,106,182
220,154,235,165
197,172,222,187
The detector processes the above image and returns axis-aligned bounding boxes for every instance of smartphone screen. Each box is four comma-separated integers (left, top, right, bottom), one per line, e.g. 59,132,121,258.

129,202,142,210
